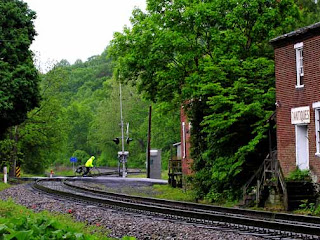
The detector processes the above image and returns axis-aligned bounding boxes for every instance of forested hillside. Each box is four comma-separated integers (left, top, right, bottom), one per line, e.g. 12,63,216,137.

0,48,180,174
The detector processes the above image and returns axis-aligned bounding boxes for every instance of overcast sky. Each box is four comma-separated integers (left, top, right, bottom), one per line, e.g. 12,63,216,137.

24,0,146,71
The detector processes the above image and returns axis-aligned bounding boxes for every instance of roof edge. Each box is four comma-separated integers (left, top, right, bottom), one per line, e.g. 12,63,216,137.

270,22,320,46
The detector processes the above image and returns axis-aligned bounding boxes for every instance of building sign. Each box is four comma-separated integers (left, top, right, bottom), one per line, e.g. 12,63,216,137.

291,106,310,124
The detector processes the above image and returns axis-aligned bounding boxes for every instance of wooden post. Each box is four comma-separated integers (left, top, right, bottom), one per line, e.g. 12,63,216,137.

256,180,260,207
147,106,152,178
3,167,7,184
268,126,272,157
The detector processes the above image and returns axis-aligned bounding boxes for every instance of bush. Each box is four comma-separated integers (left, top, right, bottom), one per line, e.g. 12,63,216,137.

0,182,11,191
72,150,90,165
0,199,135,240
286,168,311,182
96,151,118,167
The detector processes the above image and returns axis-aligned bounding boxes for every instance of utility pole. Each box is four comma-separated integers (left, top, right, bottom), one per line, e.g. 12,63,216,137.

147,105,152,178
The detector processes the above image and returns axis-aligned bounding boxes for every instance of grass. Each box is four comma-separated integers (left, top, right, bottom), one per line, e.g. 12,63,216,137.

52,169,75,176
161,170,169,180
151,184,196,202
127,170,197,202
0,182,11,191
1,171,43,178
105,183,197,203
47,166,75,177
128,170,169,180
127,173,146,178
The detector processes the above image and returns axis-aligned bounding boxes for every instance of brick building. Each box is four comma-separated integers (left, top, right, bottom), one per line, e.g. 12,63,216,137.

271,22,320,182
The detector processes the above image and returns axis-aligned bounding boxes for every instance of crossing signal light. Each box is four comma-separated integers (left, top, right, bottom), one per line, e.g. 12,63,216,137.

113,137,119,144
126,137,133,144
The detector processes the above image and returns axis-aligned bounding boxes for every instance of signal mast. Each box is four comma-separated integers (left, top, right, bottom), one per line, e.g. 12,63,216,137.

113,82,132,177
120,82,128,177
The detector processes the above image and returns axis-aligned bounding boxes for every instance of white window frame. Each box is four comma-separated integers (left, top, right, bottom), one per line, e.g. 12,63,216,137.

313,102,320,156
182,122,186,159
294,42,304,88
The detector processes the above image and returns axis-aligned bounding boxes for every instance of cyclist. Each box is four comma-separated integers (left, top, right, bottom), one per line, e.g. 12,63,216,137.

83,156,95,176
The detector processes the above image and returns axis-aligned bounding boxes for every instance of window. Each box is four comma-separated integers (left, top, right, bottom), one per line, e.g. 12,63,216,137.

313,102,320,156
294,42,304,87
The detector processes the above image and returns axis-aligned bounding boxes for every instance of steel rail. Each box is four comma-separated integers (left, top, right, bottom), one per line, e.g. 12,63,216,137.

72,169,140,177
72,168,119,177
33,178,320,238
63,178,320,226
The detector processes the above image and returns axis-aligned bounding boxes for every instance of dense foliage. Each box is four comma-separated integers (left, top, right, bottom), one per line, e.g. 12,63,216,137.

0,0,40,138
295,0,320,26
110,0,303,202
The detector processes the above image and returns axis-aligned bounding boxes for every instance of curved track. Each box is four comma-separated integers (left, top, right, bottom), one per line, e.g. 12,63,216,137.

33,178,320,239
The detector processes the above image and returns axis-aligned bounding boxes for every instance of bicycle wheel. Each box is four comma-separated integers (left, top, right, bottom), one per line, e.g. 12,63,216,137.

90,167,101,177
75,166,84,176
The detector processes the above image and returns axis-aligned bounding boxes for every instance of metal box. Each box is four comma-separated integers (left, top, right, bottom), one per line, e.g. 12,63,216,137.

150,149,161,179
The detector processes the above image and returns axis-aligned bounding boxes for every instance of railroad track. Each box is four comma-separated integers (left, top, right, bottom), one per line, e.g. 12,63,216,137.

33,178,320,239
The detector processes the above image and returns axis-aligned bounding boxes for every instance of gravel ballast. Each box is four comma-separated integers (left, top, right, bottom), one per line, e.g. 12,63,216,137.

0,183,264,240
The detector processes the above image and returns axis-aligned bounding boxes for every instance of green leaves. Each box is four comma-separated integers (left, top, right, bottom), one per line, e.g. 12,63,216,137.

0,0,40,137
110,0,302,202
0,199,137,240
0,215,94,240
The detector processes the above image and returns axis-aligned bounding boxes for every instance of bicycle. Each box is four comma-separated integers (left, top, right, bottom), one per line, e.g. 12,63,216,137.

75,165,101,177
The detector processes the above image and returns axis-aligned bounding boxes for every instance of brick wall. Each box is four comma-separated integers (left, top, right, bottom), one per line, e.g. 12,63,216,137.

180,106,193,175
275,35,320,179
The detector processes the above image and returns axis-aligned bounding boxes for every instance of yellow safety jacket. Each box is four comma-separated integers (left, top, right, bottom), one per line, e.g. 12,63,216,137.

85,156,95,167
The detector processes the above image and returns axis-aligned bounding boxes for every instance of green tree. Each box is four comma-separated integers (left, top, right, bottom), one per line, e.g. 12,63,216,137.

295,0,320,26
148,103,181,169
17,68,68,174
90,78,180,168
89,79,149,167
0,65,69,175
110,0,300,201
41,51,114,162
72,149,90,165
0,0,40,137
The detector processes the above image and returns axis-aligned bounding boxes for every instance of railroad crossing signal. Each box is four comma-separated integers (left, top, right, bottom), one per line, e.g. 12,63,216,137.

113,137,133,145
118,151,129,162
